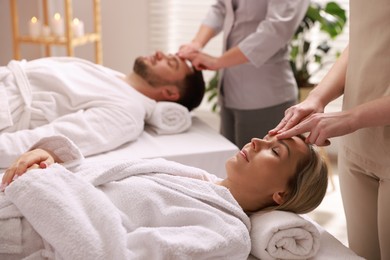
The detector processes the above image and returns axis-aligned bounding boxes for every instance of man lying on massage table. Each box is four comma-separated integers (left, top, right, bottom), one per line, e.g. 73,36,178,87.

0,134,328,259
0,52,205,168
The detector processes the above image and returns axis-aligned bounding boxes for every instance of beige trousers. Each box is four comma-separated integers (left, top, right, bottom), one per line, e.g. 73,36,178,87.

338,150,390,260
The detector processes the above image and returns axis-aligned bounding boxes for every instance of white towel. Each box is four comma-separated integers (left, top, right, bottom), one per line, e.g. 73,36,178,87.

0,189,23,254
145,101,191,134
250,210,320,260
5,165,131,260
4,158,251,259
0,218,22,254
7,60,32,129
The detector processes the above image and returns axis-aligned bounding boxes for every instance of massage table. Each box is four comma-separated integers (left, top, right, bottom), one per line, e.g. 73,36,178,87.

84,116,238,178
1,115,363,259
83,115,363,260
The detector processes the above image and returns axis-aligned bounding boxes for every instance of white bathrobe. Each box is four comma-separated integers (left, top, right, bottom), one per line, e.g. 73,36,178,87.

0,57,156,168
0,136,251,260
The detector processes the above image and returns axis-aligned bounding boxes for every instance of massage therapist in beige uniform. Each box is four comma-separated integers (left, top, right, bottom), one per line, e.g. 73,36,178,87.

270,0,390,259
178,0,309,148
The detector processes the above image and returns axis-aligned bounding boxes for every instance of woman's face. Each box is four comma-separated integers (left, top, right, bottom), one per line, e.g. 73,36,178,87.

225,135,309,206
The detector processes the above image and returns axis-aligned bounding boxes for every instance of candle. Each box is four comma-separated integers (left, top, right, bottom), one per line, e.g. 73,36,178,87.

72,18,84,37
29,16,41,38
51,13,64,37
41,25,51,37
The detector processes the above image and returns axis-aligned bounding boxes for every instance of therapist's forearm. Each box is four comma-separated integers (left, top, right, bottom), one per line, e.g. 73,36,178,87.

216,47,249,69
192,24,217,48
351,95,390,130
307,46,349,108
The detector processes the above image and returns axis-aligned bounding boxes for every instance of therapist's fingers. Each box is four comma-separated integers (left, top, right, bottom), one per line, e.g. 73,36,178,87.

276,118,331,146
178,47,200,59
193,54,220,71
269,113,293,135
194,64,207,70
306,131,331,146
185,53,206,70
270,101,325,135
192,59,208,70
179,51,198,61
178,48,197,57
280,109,314,133
275,113,319,138
269,105,307,135
303,118,331,146
178,42,202,54
275,124,306,140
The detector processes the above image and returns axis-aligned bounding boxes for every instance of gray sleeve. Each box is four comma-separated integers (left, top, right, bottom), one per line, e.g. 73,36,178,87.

239,0,309,67
201,0,226,34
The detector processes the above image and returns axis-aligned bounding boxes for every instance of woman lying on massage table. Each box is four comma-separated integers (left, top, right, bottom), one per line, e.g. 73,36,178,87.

0,134,328,259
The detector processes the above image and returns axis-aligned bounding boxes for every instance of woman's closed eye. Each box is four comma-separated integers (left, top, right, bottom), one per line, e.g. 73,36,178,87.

272,147,280,156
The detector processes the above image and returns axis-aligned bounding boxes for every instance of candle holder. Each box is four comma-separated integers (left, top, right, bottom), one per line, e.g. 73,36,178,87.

10,0,102,64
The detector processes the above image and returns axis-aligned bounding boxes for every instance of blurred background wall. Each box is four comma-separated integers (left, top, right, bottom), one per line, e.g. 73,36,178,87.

0,0,149,74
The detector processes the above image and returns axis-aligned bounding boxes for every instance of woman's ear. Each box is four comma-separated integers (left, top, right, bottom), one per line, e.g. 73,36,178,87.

162,86,180,101
272,191,286,205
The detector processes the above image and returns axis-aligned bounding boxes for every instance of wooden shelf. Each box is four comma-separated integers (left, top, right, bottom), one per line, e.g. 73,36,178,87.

10,0,102,64
16,33,100,46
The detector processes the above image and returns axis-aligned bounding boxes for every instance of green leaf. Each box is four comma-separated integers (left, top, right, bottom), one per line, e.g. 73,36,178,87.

289,1,347,88
314,54,322,63
290,46,299,60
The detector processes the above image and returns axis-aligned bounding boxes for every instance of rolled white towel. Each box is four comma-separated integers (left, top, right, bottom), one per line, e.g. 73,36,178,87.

250,210,321,260
146,101,192,135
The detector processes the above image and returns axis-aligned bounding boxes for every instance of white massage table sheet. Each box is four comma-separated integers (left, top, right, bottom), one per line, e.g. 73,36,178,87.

2,116,362,259
84,116,238,178
85,116,362,259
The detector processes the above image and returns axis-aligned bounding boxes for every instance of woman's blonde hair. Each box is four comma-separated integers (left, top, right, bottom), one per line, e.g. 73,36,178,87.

268,135,329,214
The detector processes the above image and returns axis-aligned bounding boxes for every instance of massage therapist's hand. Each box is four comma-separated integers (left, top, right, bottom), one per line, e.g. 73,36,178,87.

269,98,325,136
1,148,58,191
272,110,358,146
178,42,203,57
181,51,220,71
269,98,329,146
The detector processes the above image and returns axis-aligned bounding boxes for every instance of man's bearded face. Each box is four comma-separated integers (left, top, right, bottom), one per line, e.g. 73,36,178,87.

133,57,172,87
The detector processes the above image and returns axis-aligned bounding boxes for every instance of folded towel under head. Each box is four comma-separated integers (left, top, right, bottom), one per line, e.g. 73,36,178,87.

145,101,192,135
250,210,321,260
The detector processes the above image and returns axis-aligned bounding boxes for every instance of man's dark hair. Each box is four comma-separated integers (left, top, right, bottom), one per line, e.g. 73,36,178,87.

176,69,205,111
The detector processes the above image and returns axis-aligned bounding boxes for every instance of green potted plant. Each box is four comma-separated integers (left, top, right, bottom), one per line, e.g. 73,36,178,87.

291,1,347,91
205,1,347,111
